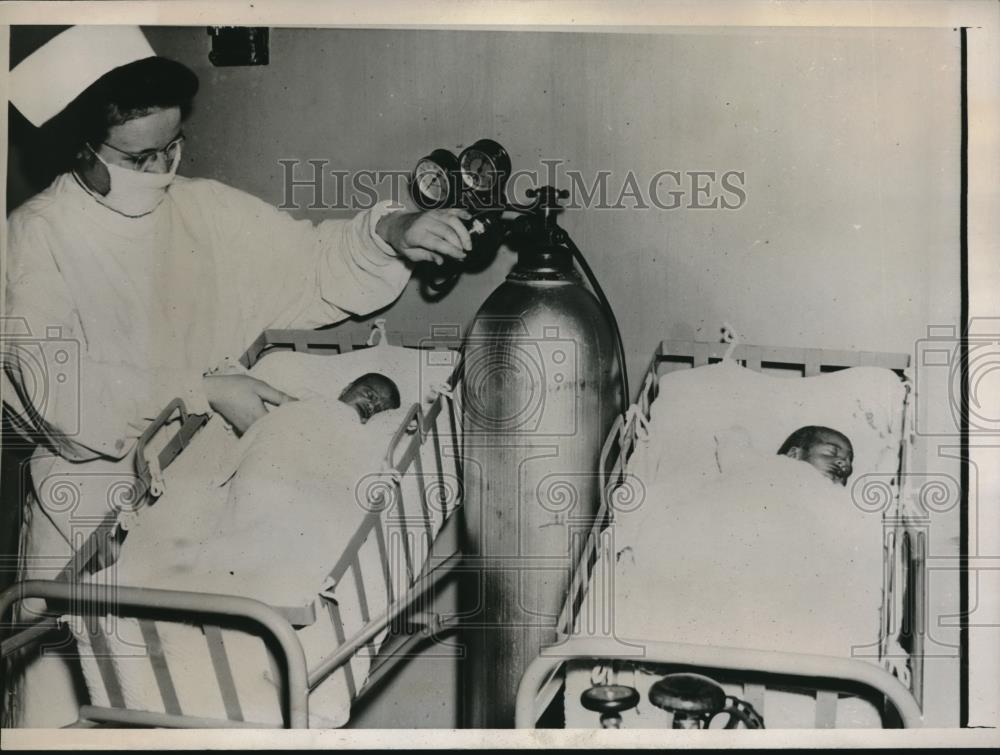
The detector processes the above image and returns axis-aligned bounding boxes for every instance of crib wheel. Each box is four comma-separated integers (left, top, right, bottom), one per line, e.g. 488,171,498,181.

714,697,766,729
581,684,640,728
649,672,727,729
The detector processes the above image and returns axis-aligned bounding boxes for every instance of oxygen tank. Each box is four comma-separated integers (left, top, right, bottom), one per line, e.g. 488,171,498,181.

460,189,622,727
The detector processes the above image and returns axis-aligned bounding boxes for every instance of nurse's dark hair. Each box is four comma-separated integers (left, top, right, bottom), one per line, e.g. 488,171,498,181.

777,425,852,456
56,56,199,156
78,57,198,144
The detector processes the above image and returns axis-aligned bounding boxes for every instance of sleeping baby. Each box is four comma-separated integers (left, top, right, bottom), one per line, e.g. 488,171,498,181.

338,372,401,423
777,425,854,486
713,424,854,486
217,371,403,487
141,371,409,605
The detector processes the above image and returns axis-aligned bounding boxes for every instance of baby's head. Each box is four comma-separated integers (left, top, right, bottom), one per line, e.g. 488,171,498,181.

777,426,854,486
338,373,401,424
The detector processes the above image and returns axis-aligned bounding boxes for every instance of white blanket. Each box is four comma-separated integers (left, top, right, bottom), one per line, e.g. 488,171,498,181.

627,362,907,490
71,363,452,727
127,399,404,605
614,454,883,654
565,453,887,728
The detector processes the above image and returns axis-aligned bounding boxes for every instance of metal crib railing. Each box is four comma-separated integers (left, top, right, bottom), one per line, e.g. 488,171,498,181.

1,325,466,728
514,637,924,728
305,389,465,698
0,580,309,728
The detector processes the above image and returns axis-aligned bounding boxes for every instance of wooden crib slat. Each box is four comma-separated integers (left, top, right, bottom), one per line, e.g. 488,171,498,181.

240,331,270,368
819,348,860,369
374,516,395,604
326,516,378,585
759,346,806,366
326,600,358,699
87,623,127,710
814,690,839,728
743,683,765,719
597,530,617,636
350,556,379,659
390,492,416,585
138,619,183,717
804,352,822,377
412,453,435,544
568,530,596,635
57,517,116,582
433,432,450,521
203,624,244,722
693,342,711,367
336,333,354,353
653,339,909,374
352,555,370,625
402,526,415,585
263,647,286,715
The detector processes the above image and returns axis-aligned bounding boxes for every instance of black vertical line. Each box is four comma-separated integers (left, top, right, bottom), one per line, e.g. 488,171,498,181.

958,25,969,730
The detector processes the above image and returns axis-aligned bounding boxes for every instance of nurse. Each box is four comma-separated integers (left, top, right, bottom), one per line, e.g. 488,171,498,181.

2,26,470,726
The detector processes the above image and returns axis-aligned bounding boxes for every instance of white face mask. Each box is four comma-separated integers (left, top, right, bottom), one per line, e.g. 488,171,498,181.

83,143,181,217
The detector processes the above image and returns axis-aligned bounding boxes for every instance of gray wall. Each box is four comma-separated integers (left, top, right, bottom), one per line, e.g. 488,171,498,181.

8,26,961,385
136,26,961,393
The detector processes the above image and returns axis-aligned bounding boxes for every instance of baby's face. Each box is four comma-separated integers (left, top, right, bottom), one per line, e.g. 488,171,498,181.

798,432,854,486
339,378,397,424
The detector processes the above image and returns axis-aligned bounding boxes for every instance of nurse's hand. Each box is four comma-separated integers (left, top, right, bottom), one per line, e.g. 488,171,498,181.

376,209,473,266
202,374,297,436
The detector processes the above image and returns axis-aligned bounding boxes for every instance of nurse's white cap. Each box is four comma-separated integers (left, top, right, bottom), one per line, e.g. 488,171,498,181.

9,26,156,127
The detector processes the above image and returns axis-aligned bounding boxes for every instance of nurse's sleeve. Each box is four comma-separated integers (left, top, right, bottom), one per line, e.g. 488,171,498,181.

205,181,412,335
3,216,211,462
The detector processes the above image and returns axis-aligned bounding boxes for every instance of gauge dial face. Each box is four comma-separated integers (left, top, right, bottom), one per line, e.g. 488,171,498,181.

458,140,511,206
460,150,496,193
411,149,460,209
414,159,451,205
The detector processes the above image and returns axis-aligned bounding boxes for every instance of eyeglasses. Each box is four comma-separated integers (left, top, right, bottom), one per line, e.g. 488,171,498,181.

99,133,185,172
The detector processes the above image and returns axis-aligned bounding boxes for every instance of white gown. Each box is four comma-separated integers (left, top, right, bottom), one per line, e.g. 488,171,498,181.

1,172,411,727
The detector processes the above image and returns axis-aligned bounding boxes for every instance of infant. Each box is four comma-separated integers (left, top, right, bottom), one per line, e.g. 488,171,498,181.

337,372,401,423
777,425,854,486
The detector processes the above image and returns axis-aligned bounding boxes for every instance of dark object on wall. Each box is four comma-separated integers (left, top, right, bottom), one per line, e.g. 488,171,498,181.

207,27,269,67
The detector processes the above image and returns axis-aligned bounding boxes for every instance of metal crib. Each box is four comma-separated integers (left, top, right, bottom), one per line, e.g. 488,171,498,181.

515,339,925,729
1,324,465,728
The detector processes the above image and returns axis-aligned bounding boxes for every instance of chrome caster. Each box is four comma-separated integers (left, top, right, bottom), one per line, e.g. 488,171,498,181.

649,672,765,729
581,684,640,728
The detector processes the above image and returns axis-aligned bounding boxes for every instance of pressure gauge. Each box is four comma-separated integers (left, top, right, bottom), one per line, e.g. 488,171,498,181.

410,148,460,210
458,139,511,207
